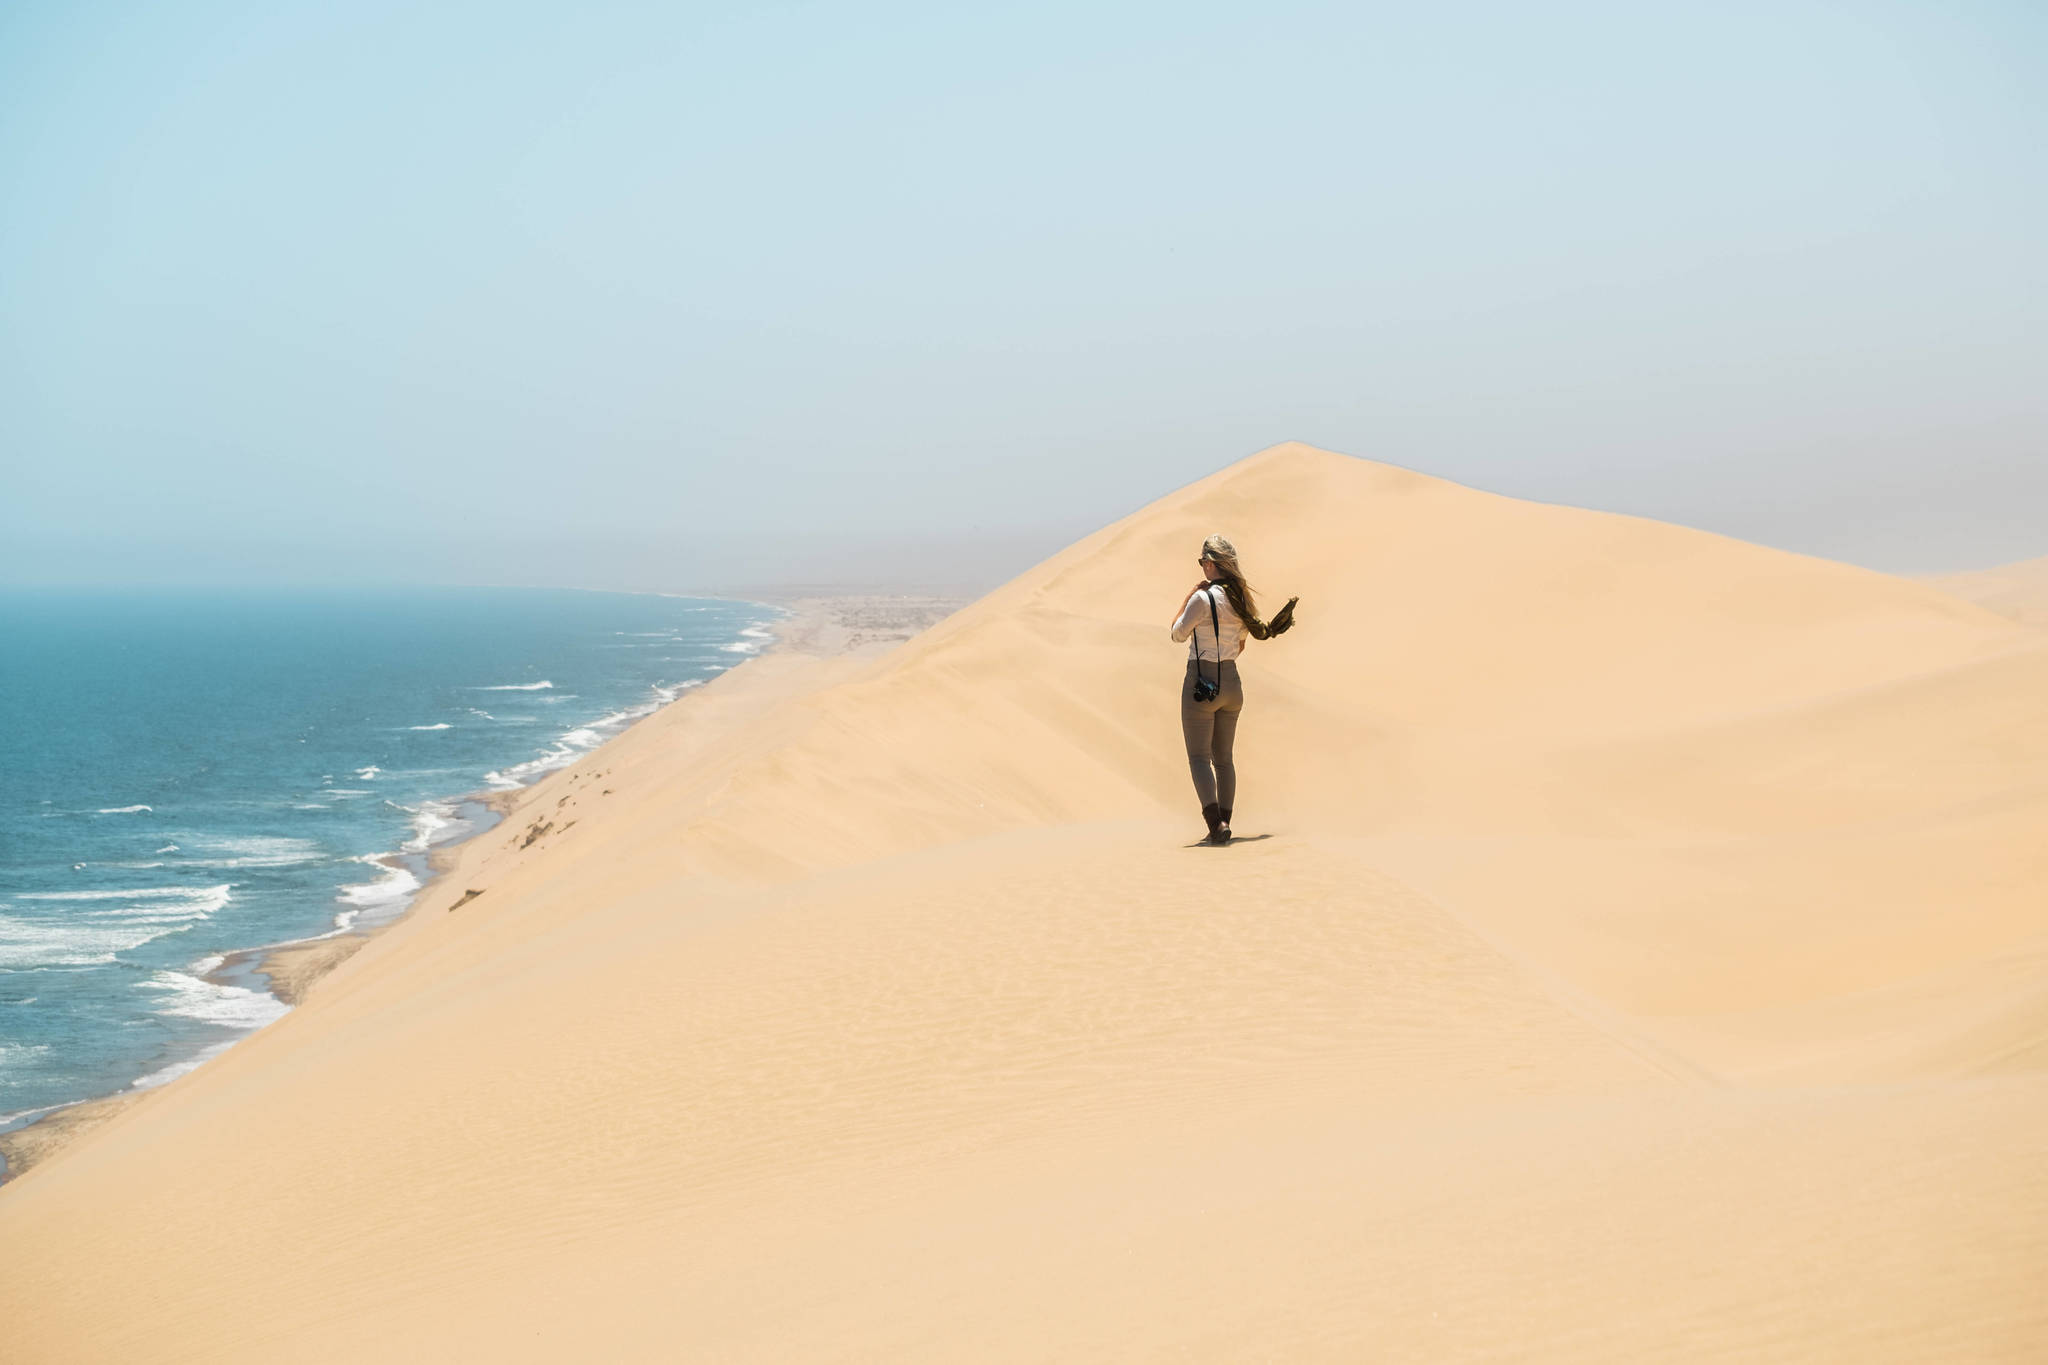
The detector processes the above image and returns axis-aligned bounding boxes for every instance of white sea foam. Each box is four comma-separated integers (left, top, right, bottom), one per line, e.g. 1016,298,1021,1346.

16,885,232,907
355,765,382,780
333,857,422,931
409,722,453,731
136,969,289,1029
0,885,232,968
584,680,701,734
478,678,705,790
175,835,327,869
94,804,153,815
319,788,372,798
155,844,180,854
291,802,330,810
467,708,495,721
130,1038,244,1091
387,798,469,853
475,681,554,691
483,741,578,790
720,626,782,654
0,1099,69,1128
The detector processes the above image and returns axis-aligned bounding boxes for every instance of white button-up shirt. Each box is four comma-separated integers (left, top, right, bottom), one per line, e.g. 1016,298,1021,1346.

1170,585,1247,662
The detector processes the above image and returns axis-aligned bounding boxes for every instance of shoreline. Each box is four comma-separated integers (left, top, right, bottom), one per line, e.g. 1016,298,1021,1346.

0,592,962,1187
0,789,538,1183
214,788,523,1007
0,601,789,1184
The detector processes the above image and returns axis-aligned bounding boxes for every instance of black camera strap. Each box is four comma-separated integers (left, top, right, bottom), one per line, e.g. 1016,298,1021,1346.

1199,587,1221,697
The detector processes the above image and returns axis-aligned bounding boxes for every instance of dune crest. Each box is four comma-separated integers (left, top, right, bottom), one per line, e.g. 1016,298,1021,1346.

1928,553,2048,627
2,443,2043,1362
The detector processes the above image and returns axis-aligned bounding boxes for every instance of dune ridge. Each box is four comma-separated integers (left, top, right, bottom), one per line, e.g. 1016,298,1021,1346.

1,443,2043,1361
1928,554,2048,627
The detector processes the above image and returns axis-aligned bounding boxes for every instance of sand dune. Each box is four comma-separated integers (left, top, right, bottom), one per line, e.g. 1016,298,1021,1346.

1928,554,2048,627
3,443,2043,1361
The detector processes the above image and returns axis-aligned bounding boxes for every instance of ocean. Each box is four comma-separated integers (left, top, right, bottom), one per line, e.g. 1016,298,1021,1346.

0,587,779,1140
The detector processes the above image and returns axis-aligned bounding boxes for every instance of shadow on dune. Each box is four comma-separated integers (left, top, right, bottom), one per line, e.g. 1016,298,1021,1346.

1182,833,1277,849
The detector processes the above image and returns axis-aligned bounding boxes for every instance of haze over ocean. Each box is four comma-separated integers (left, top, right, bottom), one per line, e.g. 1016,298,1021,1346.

2,2,2042,590
0,587,776,1129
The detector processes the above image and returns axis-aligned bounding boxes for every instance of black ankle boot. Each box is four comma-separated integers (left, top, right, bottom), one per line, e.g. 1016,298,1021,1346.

1217,808,1232,843
1201,802,1223,843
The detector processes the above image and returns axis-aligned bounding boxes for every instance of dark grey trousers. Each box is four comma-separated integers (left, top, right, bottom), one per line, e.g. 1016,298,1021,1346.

1180,659,1244,811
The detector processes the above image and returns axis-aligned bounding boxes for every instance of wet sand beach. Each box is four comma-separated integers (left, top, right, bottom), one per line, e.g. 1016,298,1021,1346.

0,596,958,1186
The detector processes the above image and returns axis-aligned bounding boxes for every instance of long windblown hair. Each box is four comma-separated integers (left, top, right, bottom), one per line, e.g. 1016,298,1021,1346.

1201,534,1267,636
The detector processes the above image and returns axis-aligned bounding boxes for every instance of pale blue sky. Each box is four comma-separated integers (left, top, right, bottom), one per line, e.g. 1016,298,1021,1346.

3,1,2042,590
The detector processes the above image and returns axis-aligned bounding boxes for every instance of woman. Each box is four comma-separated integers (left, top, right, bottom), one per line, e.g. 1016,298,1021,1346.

1169,534,1297,845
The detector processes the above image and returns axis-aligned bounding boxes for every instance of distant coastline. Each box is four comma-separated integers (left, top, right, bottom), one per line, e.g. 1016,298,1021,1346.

0,590,794,1183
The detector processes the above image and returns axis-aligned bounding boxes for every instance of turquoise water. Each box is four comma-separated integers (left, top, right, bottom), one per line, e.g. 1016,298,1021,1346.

0,587,777,1140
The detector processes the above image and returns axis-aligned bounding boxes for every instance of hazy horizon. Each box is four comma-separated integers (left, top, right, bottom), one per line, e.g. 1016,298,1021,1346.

4,1,2043,593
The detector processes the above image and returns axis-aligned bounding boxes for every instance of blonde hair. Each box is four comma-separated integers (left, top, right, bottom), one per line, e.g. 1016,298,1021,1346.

1200,534,1263,631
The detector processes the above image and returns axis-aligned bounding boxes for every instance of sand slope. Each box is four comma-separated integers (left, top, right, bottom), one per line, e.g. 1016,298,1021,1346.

1928,554,2048,628
3,444,2044,1361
